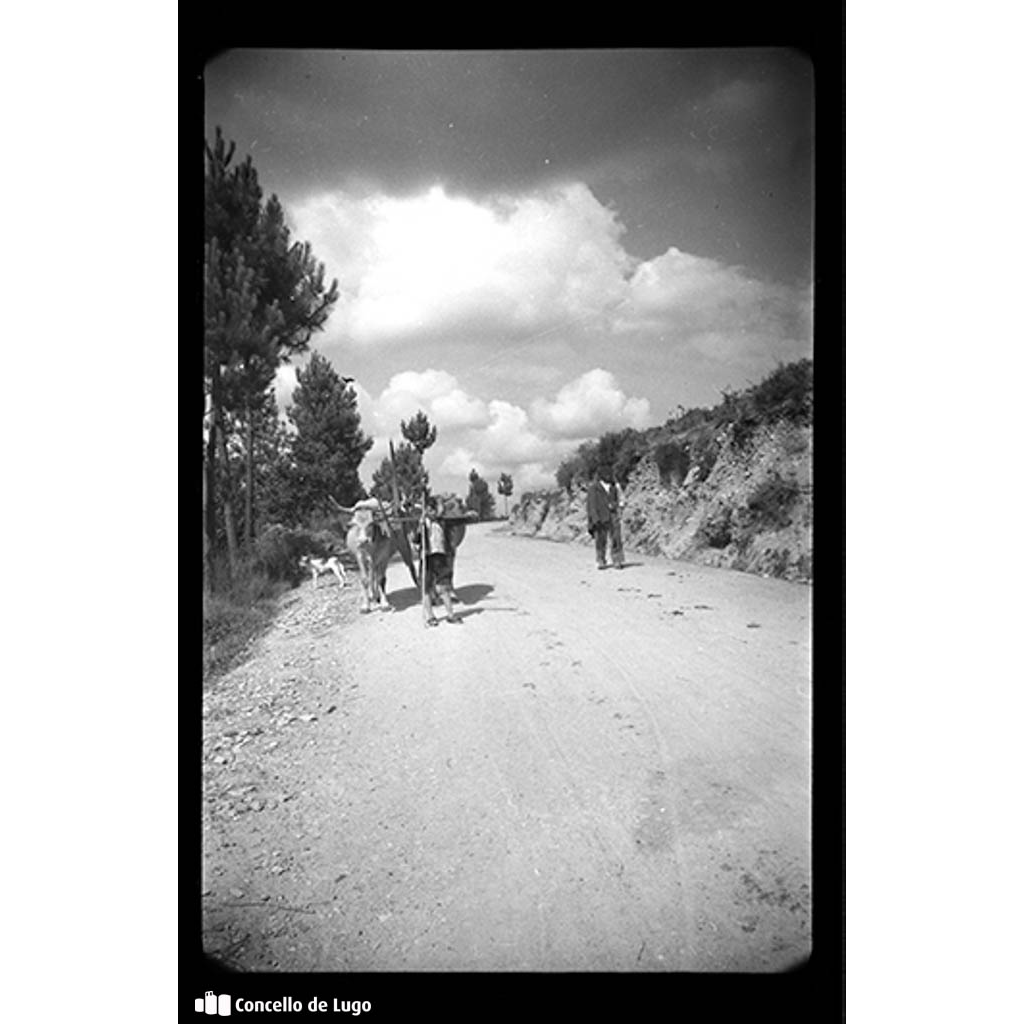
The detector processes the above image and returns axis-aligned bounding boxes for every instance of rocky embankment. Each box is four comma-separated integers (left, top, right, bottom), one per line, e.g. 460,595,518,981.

508,420,812,583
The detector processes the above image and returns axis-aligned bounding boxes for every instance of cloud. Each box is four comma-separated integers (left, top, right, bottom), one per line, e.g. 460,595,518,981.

470,400,573,467
288,182,634,345
454,399,581,492
438,445,556,496
282,178,810,492
613,247,811,363
289,182,809,381
355,367,651,496
374,369,490,431
530,369,652,439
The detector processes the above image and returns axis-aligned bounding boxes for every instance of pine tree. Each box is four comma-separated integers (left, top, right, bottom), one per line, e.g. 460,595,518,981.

369,410,437,509
497,473,514,517
221,353,278,549
400,410,437,457
287,352,372,521
219,388,295,532
466,469,496,521
371,443,429,511
204,127,339,586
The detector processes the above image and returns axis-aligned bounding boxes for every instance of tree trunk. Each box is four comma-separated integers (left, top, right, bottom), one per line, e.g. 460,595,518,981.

203,452,211,596
244,402,254,552
216,413,239,581
205,369,220,591
209,364,239,585
216,403,240,582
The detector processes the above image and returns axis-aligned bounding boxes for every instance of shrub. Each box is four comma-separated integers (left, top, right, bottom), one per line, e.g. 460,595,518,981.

689,426,720,482
729,413,761,451
668,404,713,432
653,440,690,486
607,429,646,485
746,359,813,425
555,459,580,495
696,506,733,548
761,546,792,576
254,524,343,585
705,360,813,450
555,428,650,492
746,474,801,530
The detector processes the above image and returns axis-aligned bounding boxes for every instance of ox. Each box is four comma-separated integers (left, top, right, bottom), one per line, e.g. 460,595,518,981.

339,498,402,614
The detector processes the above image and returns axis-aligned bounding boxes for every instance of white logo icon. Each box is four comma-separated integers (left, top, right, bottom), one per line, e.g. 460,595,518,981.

195,992,231,1016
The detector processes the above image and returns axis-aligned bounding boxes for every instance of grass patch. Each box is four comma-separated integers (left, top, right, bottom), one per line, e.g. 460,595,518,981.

203,558,291,686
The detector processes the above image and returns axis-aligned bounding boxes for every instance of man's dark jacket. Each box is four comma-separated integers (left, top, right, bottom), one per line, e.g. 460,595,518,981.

586,480,621,533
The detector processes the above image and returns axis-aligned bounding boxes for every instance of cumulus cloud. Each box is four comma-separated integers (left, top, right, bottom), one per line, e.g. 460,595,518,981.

438,445,555,495
347,363,651,495
478,400,551,462
361,368,647,495
288,181,809,379
530,369,651,439
613,247,811,363
289,182,634,345
375,369,490,431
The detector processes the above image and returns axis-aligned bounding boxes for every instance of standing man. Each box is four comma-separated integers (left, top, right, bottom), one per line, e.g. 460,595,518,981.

586,465,625,570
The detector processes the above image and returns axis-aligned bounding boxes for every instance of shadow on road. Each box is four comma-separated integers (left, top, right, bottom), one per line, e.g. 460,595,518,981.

383,586,423,612
384,582,496,613
453,583,494,605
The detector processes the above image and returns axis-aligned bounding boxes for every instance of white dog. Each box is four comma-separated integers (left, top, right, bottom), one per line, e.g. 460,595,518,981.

299,554,347,589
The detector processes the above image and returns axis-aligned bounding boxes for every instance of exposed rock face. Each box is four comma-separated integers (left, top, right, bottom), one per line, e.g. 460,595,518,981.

508,421,812,583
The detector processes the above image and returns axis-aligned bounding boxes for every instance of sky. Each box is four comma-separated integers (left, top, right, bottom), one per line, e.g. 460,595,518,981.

204,47,814,498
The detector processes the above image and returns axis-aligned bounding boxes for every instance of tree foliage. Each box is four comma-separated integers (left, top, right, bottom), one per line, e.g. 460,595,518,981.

285,353,372,521
497,472,514,516
369,410,437,509
553,429,646,493
204,126,341,586
400,410,437,457
371,442,430,511
466,469,496,521
204,127,338,370
214,390,289,531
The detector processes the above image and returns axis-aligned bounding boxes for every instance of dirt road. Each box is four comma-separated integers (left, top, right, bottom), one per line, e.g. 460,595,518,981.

202,523,811,972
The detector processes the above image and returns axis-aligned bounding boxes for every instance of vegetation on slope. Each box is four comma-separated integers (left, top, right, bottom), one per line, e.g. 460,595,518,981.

550,359,812,495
